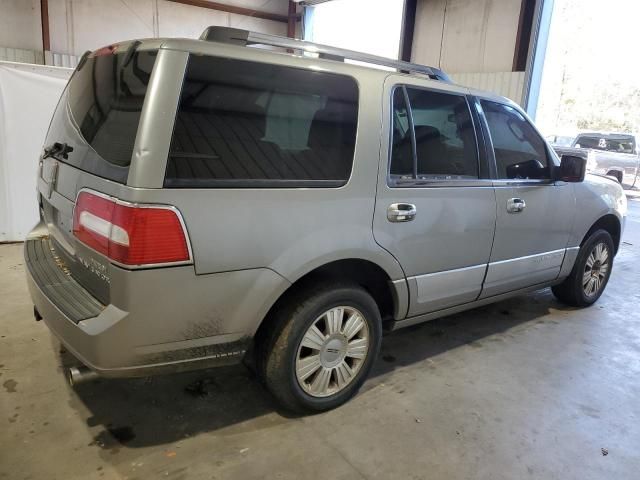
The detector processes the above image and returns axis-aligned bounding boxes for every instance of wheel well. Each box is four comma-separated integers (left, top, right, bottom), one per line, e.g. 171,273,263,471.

606,170,623,182
582,214,621,253
253,259,396,350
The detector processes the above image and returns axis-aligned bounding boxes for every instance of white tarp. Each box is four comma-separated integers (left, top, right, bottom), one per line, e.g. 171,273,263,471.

0,61,72,242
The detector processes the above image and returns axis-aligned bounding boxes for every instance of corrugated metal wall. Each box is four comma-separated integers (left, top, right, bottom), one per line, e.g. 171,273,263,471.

450,71,526,106
0,47,44,65
0,47,78,68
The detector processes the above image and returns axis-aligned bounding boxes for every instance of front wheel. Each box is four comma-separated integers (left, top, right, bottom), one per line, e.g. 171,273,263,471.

552,229,614,307
258,283,382,413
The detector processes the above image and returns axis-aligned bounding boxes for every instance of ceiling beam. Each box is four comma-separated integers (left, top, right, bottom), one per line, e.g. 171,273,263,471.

166,0,300,24
287,1,297,38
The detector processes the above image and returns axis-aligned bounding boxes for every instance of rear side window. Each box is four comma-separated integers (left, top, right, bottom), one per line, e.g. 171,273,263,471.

389,86,478,183
47,48,158,183
481,100,550,180
165,55,359,188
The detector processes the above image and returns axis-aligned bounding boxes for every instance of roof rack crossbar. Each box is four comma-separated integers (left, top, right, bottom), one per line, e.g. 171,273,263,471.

199,26,451,82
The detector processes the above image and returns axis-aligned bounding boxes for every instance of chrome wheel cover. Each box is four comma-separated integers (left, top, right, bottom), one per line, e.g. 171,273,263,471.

583,242,610,297
295,306,370,398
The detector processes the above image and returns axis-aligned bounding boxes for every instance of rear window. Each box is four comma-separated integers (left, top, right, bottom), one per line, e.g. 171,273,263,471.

165,55,359,188
574,134,636,154
45,48,157,184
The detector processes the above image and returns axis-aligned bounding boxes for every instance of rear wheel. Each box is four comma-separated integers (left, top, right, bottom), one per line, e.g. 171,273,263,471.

258,283,381,413
552,229,614,307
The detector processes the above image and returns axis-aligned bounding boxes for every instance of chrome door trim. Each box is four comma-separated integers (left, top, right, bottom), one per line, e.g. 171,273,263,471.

492,179,556,187
408,263,487,315
391,179,495,188
392,278,564,330
481,248,566,298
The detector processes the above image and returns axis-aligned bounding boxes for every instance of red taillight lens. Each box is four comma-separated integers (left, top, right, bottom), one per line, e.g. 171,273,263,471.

93,45,118,57
73,191,191,267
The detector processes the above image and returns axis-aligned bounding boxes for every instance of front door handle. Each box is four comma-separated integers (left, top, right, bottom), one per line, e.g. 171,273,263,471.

506,198,526,213
387,203,417,222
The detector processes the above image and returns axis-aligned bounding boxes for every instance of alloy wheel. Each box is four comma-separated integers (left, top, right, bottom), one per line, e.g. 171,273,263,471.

295,306,370,398
583,242,610,297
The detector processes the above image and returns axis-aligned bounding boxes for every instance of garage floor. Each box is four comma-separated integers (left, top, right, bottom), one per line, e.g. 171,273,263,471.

2,196,639,480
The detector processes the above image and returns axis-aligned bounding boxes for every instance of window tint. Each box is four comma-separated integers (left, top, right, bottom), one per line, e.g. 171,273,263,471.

165,55,359,188
390,88,413,178
389,86,478,182
47,49,157,183
481,100,550,180
408,89,478,178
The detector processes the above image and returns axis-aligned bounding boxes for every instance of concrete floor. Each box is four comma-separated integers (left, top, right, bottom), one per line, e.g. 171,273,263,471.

1,197,640,480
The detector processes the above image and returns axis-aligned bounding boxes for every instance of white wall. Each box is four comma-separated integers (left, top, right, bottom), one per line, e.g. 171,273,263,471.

412,0,522,73
0,62,72,242
1,0,289,60
0,0,42,51
156,1,287,42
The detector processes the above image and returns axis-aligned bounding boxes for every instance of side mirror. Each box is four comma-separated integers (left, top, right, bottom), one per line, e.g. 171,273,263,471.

555,155,586,182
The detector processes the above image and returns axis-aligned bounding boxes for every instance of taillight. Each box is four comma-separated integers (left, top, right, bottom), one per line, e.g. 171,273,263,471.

73,190,191,267
93,45,118,57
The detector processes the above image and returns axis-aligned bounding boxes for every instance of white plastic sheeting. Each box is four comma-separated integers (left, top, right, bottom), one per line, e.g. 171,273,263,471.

0,61,72,242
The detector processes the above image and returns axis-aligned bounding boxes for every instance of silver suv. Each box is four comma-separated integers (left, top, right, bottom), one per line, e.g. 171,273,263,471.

25,28,627,412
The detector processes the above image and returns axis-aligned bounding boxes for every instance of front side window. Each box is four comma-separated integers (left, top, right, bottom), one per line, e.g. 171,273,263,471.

389,86,479,183
481,100,550,180
165,55,359,188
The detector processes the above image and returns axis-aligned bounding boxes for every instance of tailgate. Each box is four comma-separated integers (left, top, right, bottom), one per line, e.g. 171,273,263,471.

35,43,159,304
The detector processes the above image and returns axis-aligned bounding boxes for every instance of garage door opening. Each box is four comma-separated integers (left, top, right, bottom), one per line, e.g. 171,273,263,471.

304,0,405,60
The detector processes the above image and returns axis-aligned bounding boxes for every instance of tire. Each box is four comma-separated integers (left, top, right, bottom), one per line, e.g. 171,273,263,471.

552,229,614,307
258,282,382,413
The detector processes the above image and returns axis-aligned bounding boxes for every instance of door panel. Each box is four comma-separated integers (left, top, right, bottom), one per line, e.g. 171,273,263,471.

482,247,566,296
412,263,487,312
375,185,497,316
482,184,573,297
479,99,575,298
374,78,496,316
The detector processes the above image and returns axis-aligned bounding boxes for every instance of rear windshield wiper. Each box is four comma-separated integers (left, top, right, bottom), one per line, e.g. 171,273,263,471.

43,142,74,160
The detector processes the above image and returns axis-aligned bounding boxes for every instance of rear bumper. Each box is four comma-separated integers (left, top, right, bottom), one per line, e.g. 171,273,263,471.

24,228,289,378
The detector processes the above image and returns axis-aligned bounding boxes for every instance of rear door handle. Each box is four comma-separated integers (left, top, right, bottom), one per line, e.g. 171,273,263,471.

387,203,417,222
506,198,526,213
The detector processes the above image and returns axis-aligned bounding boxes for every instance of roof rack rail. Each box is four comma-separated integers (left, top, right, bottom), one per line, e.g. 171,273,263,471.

199,26,451,82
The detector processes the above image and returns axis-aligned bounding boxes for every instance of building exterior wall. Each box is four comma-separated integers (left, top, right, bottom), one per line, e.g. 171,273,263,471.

412,0,523,74
450,71,525,105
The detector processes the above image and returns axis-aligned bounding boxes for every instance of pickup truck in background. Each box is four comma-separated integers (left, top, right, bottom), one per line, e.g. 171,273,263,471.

551,132,640,188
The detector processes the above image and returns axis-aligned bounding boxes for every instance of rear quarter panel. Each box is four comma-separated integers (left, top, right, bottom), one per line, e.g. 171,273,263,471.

120,44,406,283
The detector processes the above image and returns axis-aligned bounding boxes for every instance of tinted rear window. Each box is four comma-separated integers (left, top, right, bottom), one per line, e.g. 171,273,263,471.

45,48,157,184
165,55,359,188
574,134,636,154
